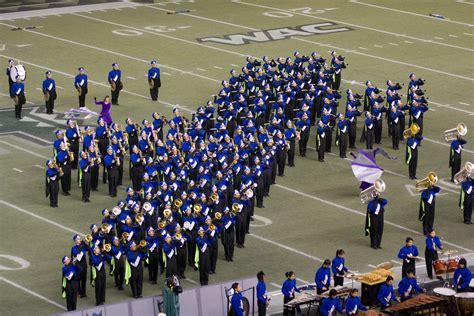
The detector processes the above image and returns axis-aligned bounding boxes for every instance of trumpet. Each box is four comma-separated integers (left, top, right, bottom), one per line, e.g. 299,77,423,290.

100,223,109,234
232,203,240,214
443,122,467,142
454,162,473,184
210,192,219,203
138,240,148,248
416,171,438,192
208,224,216,232
53,162,64,177
174,232,182,240
214,212,222,221
135,213,143,223
163,209,172,218
360,179,386,204
121,232,129,242
173,198,183,210
103,243,111,252
84,234,93,243
403,123,420,139
193,204,202,214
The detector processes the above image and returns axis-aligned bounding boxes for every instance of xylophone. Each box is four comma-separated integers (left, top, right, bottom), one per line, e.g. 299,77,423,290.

386,294,449,314
284,286,352,314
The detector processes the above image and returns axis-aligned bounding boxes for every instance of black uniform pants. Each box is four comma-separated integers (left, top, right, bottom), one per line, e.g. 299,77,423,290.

91,165,99,190
130,264,143,297
338,133,348,158
408,149,418,179
165,255,178,278
177,246,187,277
451,153,461,181
369,213,384,248
366,129,374,149
425,249,438,279
65,280,78,311
223,228,234,260
45,94,55,114
375,120,383,144
277,150,286,176
107,166,119,197
334,275,344,286
14,93,25,118
422,203,435,236
236,212,246,246
78,86,87,108
317,136,326,161
149,78,160,101
256,177,264,207
94,268,106,305
299,129,309,156
48,179,59,206
70,141,79,169
463,194,472,223
199,250,210,285
114,257,125,289
288,139,295,166
61,164,72,193
148,251,159,282
349,121,357,148
111,81,121,105
81,172,91,200
77,261,87,296
210,242,218,273
391,123,400,149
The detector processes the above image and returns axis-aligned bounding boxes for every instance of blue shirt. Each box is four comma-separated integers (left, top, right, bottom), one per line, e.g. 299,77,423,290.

11,82,24,95
256,281,267,304
377,283,396,307
398,245,419,262
332,256,348,276
43,78,55,92
454,267,472,290
230,292,244,316
148,67,160,79
74,73,87,87
315,267,331,290
398,277,423,296
344,296,366,315
368,198,387,215
425,236,442,251
108,69,121,82
281,279,299,298
320,297,343,316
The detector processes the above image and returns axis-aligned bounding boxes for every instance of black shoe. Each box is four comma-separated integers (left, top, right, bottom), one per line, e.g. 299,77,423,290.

250,217,254,221
80,294,87,298
230,258,234,262
371,246,377,250
464,221,472,225
85,199,90,202
50,204,55,207
137,295,142,298
118,286,124,291
377,246,382,249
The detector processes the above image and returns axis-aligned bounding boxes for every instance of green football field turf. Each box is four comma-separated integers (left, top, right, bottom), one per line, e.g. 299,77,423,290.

0,0,473,314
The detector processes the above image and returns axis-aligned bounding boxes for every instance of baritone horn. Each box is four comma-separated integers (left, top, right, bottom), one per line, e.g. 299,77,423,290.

416,171,438,191
443,122,467,142
360,179,386,204
403,123,420,139
454,162,473,184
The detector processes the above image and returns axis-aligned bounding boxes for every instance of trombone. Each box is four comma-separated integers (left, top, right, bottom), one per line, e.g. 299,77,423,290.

416,172,438,192
403,123,420,139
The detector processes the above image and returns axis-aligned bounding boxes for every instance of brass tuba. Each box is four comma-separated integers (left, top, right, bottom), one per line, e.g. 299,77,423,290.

443,122,467,142
403,123,420,139
416,171,438,192
360,179,386,204
454,162,473,184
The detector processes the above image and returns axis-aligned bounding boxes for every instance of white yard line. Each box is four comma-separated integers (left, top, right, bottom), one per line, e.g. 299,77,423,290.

349,0,474,27
456,0,474,5
463,33,473,36
373,44,383,48
196,68,207,72
232,0,474,52
448,35,458,38
458,102,470,106
34,164,45,169
12,168,23,173
389,42,399,46
434,37,444,40
231,64,240,67
404,40,414,44
161,72,172,76
126,76,136,80
213,66,223,69
358,46,368,50
0,277,66,311
0,140,50,159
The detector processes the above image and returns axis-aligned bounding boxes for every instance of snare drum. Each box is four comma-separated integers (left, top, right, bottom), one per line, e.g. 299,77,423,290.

433,287,456,298
455,292,474,315
447,258,460,273
10,65,26,81
433,260,447,275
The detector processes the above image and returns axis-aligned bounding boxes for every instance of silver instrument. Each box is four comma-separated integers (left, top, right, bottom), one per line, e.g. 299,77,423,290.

443,122,467,142
360,179,385,204
454,161,473,184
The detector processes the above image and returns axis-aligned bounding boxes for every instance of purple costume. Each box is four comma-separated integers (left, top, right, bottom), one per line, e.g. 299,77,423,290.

95,100,112,125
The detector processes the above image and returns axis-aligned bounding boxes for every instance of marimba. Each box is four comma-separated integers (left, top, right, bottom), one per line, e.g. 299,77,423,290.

386,294,449,315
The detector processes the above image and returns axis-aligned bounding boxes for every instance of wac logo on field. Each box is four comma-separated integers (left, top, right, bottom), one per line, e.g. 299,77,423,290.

197,22,353,45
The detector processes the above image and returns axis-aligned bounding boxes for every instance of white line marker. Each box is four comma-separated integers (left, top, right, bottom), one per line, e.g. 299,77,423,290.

56,85,64,89
368,264,377,268
457,0,474,5
35,88,42,91
126,76,136,80
34,164,45,169
0,200,81,235
270,283,282,289
434,37,444,40
459,102,470,106
358,46,368,50
176,26,192,29
161,72,172,76
373,44,383,48
0,141,50,159
296,278,310,284
184,278,199,285
213,65,223,69
12,168,23,173
196,68,206,72
404,40,414,44
448,34,458,38
391,260,402,265
389,42,399,46
463,33,473,36
0,277,66,311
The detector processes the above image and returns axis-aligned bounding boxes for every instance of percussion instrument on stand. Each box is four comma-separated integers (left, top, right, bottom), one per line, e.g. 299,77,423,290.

455,292,474,315
433,287,457,314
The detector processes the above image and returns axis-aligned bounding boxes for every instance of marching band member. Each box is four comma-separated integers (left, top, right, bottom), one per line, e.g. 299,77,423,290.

389,103,403,150
365,112,376,150
6,59,15,97
256,271,269,316
56,142,72,196
87,143,100,191
296,112,310,157
419,184,441,235
453,258,473,292
110,236,126,290
195,227,211,286
43,71,57,114
62,256,80,311
320,289,344,316
398,237,419,277
230,282,245,316
377,276,399,309
424,230,443,280
90,245,110,306
174,225,187,279
406,133,423,180
65,120,80,169
460,174,473,224
148,60,161,101
126,241,147,299
74,67,88,108
450,136,467,182
94,96,113,126
71,234,89,298
315,259,331,295
285,120,297,167
222,207,235,262
11,75,25,119
344,289,366,315
398,269,425,301
146,227,160,284
104,145,120,197
282,271,301,316
45,160,60,207
316,120,326,162
332,249,348,286
79,151,92,202
336,113,349,158
163,234,178,278
108,63,122,105
365,193,387,249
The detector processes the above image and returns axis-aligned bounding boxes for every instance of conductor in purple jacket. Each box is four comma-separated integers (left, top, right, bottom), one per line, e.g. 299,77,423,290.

94,96,113,125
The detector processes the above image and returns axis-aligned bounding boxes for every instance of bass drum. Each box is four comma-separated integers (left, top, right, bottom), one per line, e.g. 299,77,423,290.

10,65,26,81
455,292,474,315
228,296,250,316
